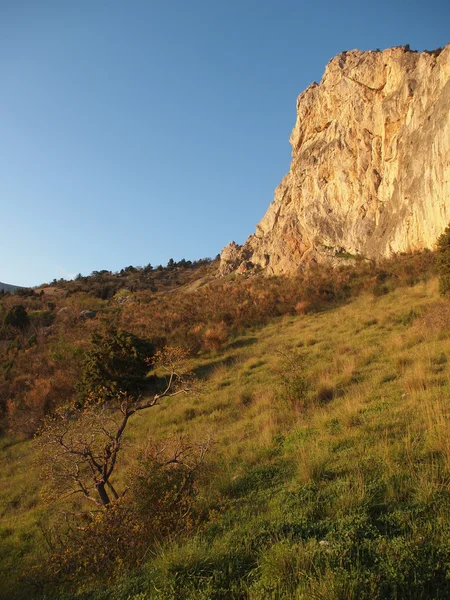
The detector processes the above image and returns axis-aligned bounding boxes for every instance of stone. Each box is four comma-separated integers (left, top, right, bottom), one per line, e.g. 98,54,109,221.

219,242,247,275
220,44,450,275
79,310,96,319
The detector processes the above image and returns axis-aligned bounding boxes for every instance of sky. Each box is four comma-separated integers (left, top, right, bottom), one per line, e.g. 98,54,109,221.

0,0,449,286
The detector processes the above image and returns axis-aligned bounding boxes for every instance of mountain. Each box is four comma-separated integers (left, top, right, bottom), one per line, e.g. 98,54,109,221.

220,44,450,275
0,281,19,293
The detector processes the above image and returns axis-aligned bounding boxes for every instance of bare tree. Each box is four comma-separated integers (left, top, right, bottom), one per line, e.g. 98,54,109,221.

37,347,195,507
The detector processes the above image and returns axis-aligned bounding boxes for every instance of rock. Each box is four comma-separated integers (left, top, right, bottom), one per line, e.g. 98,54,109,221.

220,44,450,275
236,261,254,275
219,242,244,275
79,310,96,319
218,242,253,276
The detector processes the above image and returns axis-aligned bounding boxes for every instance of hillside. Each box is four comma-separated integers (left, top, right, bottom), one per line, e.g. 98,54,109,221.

37,256,218,298
4,252,450,598
220,44,450,276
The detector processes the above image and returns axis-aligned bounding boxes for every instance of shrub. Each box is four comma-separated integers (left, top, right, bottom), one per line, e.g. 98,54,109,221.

28,310,55,328
35,437,210,586
437,225,450,295
130,438,209,540
277,350,310,410
77,328,155,405
203,322,229,352
3,304,29,330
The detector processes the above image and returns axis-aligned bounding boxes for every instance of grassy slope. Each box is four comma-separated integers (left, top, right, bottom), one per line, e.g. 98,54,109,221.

3,277,450,598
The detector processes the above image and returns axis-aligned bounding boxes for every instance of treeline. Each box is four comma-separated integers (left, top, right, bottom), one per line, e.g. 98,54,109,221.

42,256,217,299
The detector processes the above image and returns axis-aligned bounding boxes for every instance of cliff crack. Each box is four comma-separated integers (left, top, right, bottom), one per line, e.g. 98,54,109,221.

343,75,386,93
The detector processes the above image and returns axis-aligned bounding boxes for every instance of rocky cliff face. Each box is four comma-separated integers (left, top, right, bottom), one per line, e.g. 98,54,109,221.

220,44,450,275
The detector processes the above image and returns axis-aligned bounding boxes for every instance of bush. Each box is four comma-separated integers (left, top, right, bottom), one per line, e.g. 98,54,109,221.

277,350,310,411
203,322,229,352
130,438,209,540
437,225,450,295
3,304,29,330
77,328,155,405
35,437,210,587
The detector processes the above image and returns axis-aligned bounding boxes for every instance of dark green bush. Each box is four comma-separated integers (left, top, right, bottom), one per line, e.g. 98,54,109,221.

3,305,29,330
77,328,155,405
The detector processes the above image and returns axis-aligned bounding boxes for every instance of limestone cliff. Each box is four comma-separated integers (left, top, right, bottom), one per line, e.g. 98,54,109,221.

220,44,450,275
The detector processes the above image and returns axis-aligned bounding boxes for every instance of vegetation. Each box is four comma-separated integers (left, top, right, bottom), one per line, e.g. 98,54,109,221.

76,328,156,405
38,347,194,508
3,249,450,599
40,256,217,299
437,225,450,295
1,304,31,341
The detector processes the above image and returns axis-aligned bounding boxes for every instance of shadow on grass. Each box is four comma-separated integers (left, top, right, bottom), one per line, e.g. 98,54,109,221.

227,336,258,350
193,355,238,380
0,436,26,452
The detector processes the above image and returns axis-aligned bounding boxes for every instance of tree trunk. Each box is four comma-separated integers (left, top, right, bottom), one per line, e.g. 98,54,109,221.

96,482,111,506
107,481,119,500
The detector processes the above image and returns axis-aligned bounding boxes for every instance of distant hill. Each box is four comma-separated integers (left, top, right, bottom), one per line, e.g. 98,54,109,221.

0,281,19,293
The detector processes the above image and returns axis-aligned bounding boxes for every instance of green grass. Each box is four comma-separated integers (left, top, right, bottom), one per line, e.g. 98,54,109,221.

4,278,450,598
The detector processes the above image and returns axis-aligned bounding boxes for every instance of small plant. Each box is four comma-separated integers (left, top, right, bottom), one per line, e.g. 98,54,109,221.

437,224,450,296
277,350,310,410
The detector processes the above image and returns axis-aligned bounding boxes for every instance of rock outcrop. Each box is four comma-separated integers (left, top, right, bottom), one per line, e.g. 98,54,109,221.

220,44,450,275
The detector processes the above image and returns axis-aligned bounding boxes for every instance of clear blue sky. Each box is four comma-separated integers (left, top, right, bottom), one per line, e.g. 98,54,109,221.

1,0,449,286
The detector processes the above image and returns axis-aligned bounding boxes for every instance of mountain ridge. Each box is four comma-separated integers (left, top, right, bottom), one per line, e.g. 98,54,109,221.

0,281,20,293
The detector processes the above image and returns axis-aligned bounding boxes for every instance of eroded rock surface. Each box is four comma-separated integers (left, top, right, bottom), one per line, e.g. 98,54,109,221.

220,44,450,275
